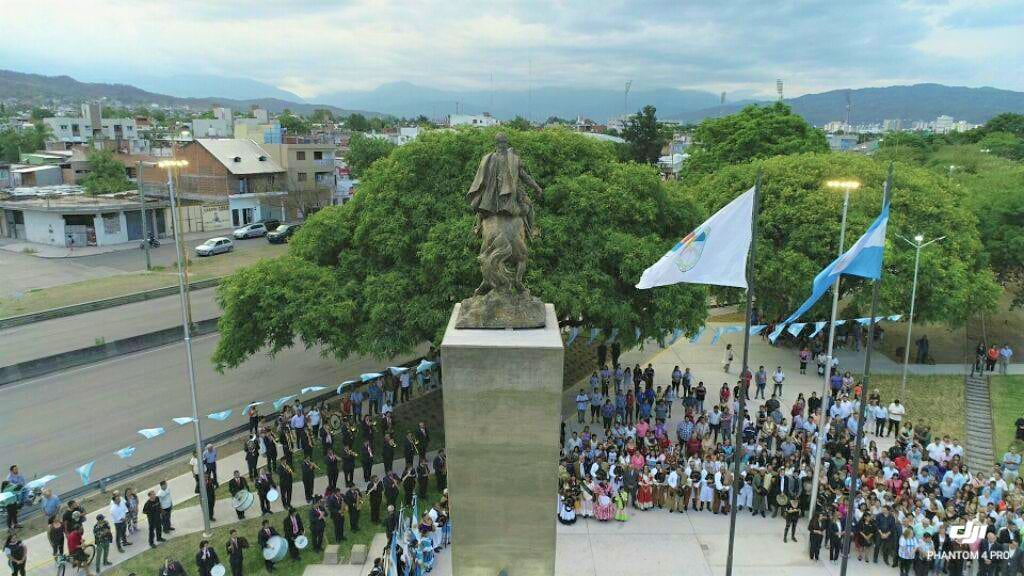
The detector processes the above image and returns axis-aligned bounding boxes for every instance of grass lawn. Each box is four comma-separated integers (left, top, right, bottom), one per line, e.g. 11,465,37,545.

0,242,286,318
866,374,966,441
107,486,444,576
878,289,1023,365
990,376,1024,457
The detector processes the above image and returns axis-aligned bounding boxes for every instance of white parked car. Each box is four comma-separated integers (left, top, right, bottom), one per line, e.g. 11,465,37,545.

233,223,268,239
195,237,234,256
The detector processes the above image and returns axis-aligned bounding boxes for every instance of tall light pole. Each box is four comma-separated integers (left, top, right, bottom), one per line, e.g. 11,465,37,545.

158,158,212,537
808,178,859,520
137,161,151,270
897,233,945,398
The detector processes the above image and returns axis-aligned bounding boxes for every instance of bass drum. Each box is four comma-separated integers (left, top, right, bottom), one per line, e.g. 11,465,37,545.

211,565,226,576
328,413,343,433
263,536,288,563
232,490,255,512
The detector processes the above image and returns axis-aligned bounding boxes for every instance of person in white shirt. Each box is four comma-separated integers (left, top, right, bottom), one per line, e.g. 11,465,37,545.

157,480,174,533
109,493,131,552
873,404,888,436
887,400,905,437
772,367,785,397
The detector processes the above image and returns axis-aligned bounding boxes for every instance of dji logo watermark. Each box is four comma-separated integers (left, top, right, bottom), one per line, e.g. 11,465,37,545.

950,521,987,545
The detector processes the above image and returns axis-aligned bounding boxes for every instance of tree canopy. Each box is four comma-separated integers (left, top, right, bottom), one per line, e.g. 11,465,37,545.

81,149,134,195
622,105,668,164
212,128,708,370
344,133,396,178
278,111,311,135
0,123,50,163
682,102,829,177
682,153,1000,325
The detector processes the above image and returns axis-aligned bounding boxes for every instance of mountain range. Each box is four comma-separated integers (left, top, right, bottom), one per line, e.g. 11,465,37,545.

675,84,1024,126
0,69,374,117
3,69,1024,127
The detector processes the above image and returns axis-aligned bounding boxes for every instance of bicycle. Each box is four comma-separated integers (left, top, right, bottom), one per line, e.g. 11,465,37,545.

55,544,95,576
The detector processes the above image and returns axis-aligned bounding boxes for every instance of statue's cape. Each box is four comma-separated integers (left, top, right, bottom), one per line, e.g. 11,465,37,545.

467,149,522,215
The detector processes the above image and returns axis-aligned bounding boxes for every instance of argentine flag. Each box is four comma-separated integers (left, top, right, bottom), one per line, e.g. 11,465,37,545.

770,202,890,341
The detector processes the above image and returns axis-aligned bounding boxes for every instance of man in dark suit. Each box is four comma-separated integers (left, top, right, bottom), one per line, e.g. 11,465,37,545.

301,458,317,503
433,451,447,492
360,440,375,485
1003,540,1024,576
309,498,327,552
326,489,345,543
403,433,416,469
224,529,248,576
385,505,399,545
344,488,361,532
255,469,275,516
415,423,429,459
382,434,396,474
621,468,638,507
227,470,250,520
257,520,279,572
195,539,220,576
278,463,294,510
980,532,1004,576
282,508,304,560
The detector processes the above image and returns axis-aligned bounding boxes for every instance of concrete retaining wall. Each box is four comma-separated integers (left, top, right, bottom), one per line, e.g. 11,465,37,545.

0,318,221,386
0,277,221,330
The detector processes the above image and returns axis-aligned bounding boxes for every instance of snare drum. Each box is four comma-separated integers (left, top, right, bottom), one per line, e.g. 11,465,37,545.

211,564,226,576
263,536,288,562
294,535,308,550
266,488,280,503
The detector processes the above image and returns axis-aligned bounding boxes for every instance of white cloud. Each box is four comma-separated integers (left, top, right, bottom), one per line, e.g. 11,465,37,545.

1,0,1021,99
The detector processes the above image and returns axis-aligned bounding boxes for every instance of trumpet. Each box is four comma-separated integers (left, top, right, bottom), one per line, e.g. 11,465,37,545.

344,447,358,459
280,461,294,476
305,460,322,473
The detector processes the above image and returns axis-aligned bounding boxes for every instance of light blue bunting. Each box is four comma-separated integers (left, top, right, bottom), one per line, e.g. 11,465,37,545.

607,328,620,343
887,314,903,322
336,381,356,395
787,323,807,337
749,324,766,335
587,328,600,345
76,462,94,485
635,327,642,342
172,417,195,426
388,366,409,375
689,327,705,344
567,326,580,346
809,321,827,338
416,360,435,374
115,447,136,459
360,372,383,382
855,317,872,326
138,427,165,439
274,395,296,411
25,475,56,490
669,328,684,345
301,386,326,395
207,409,232,421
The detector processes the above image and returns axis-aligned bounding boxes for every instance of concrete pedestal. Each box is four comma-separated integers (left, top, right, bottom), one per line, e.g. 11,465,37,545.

441,303,564,576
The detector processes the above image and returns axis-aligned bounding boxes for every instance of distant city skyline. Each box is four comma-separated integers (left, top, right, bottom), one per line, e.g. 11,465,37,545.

2,0,1023,100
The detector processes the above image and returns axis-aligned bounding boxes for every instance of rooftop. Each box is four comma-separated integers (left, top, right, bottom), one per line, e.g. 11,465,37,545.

0,186,166,213
196,138,285,175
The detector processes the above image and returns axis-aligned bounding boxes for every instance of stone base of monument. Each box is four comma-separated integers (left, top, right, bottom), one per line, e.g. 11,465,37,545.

441,303,563,576
455,290,546,329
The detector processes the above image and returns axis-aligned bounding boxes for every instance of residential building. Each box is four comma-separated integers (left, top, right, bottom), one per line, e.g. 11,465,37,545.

933,115,955,134
882,119,903,132
827,134,860,152
9,164,63,187
43,103,138,149
0,185,169,246
367,126,421,146
447,113,499,128
191,106,234,138
260,142,335,218
0,163,11,189
233,106,281,143
157,138,287,227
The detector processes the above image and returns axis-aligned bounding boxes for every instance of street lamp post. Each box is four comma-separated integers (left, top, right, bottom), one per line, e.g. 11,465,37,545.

137,161,151,270
158,159,212,537
897,234,945,398
808,179,859,520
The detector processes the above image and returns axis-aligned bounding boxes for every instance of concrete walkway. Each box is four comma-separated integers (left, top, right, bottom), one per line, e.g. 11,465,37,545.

0,231,218,259
19,442,440,576
964,375,995,472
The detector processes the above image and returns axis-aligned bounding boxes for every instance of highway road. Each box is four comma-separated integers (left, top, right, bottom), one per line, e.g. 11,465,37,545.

0,288,220,366
0,331,423,496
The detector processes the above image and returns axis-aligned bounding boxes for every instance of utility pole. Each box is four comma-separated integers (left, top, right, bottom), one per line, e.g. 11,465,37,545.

137,161,151,270
624,80,633,118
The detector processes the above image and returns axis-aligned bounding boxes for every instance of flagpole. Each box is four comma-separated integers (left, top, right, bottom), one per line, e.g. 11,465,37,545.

839,163,893,576
808,184,854,520
725,170,761,576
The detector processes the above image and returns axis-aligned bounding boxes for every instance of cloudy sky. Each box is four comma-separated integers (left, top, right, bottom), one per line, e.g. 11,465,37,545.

3,0,1023,99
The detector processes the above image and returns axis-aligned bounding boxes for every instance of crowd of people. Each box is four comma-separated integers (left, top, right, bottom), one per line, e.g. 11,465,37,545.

2,371,448,576
558,348,1024,576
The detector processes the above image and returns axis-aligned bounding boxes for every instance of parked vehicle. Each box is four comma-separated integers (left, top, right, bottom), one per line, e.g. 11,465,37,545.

258,219,281,232
139,235,160,249
233,223,268,239
266,223,301,244
195,237,234,256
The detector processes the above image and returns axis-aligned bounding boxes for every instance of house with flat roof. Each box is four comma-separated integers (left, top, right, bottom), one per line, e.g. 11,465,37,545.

0,186,168,246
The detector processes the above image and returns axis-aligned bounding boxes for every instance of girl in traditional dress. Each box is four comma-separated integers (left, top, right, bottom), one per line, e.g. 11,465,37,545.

416,528,436,573
636,471,654,510
558,492,577,525
594,482,615,521
614,487,629,522
580,477,594,518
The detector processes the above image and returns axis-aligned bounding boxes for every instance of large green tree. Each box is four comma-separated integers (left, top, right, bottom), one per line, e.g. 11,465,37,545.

81,149,134,195
983,113,1024,139
621,105,667,164
344,133,396,178
683,102,829,177
212,128,707,370
684,153,1000,325
278,110,311,135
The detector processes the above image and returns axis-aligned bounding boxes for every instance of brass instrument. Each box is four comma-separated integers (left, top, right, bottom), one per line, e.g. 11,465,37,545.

305,426,314,448
305,460,321,473
328,413,343,435
345,447,358,459
280,461,294,476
